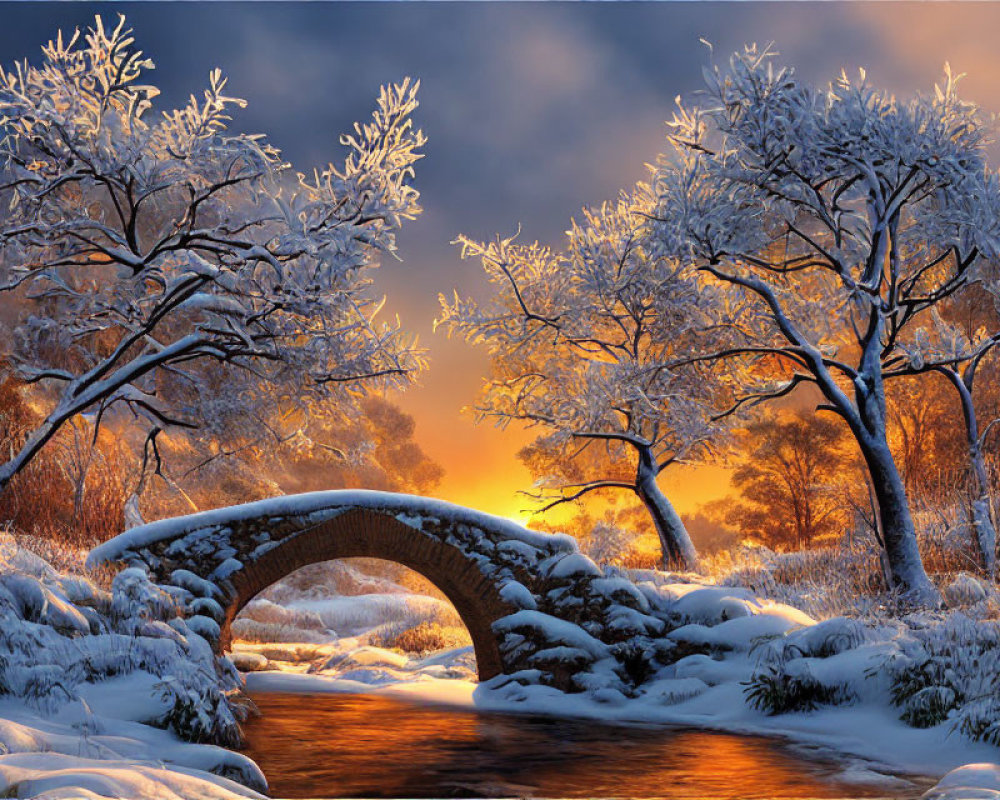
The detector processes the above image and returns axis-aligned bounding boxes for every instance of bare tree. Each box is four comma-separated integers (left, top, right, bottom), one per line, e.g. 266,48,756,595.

649,47,1000,603
727,411,857,550
438,191,737,570
0,16,426,493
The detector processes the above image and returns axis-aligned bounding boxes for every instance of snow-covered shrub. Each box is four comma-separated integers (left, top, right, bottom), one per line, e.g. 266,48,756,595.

743,660,853,715
581,521,644,568
111,567,181,634
741,617,876,715
743,654,855,715
914,504,984,576
718,565,778,597
954,694,1000,748
943,573,990,608
156,672,247,748
783,617,871,658
0,538,254,769
15,664,75,713
230,598,331,644
340,594,465,639
884,614,1000,742
609,639,660,686
3,531,112,584
700,535,934,620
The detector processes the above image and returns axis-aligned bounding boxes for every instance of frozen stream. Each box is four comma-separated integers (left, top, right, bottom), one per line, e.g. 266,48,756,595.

241,692,929,799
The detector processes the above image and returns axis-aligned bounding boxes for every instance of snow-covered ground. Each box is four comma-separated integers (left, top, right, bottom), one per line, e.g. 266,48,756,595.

1,532,998,799
0,535,266,800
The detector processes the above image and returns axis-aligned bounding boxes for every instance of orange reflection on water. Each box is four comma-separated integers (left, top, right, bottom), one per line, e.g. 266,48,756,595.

242,692,920,799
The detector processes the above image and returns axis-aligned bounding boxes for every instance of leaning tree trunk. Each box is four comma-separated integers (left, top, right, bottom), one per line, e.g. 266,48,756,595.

964,439,997,578
945,367,997,577
844,333,938,606
634,445,699,572
855,431,940,605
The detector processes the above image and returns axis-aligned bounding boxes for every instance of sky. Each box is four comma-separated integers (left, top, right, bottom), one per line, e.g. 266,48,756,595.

2,2,1000,522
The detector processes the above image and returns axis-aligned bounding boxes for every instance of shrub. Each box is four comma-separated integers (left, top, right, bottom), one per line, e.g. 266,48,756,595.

372,621,471,654
884,614,1000,741
155,673,245,748
743,661,853,715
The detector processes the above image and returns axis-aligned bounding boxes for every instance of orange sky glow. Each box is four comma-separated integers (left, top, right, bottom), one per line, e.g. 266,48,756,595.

388,331,734,526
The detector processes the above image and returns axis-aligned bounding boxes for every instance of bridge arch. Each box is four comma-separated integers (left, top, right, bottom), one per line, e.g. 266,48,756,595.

222,508,514,679
87,490,663,694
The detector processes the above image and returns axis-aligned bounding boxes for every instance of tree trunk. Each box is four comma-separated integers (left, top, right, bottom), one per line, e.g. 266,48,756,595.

943,366,997,577
856,433,940,605
844,325,938,606
969,446,997,578
635,446,699,572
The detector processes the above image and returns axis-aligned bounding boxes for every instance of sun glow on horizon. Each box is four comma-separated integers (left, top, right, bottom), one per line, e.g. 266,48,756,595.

502,511,534,528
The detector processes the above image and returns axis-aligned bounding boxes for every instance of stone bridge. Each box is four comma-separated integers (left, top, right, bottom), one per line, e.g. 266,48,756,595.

88,491,670,692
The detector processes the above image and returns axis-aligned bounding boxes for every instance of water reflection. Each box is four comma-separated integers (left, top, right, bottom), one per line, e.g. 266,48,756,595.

243,692,917,799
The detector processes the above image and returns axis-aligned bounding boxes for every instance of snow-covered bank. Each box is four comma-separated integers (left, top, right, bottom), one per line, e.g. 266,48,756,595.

925,764,1000,800
243,643,479,708
0,710,265,800
241,638,996,788
0,536,265,799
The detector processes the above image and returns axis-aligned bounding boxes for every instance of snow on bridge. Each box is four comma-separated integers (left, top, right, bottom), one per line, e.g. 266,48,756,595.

87,491,669,692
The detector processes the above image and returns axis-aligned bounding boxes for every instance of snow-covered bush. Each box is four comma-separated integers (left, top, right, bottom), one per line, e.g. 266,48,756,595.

714,540,888,619
736,602,1000,749
743,660,853,715
581,521,645,568
231,599,331,644
740,619,868,714
0,534,256,774
883,615,1000,743
944,574,989,606
157,672,249,748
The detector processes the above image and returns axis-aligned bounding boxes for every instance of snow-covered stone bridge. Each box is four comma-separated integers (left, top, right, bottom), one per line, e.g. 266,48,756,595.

88,490,670,692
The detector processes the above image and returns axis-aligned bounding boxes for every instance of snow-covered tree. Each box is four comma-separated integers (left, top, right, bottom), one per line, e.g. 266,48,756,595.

0,16,426,493
648,46,1000,602
438,190,737,570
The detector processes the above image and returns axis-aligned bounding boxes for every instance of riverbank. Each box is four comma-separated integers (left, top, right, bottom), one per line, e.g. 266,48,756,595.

231,570,1000,800
239,641,996,793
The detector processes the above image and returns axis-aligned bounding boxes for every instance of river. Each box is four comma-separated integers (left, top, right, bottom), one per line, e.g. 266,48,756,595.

242,692,925,799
